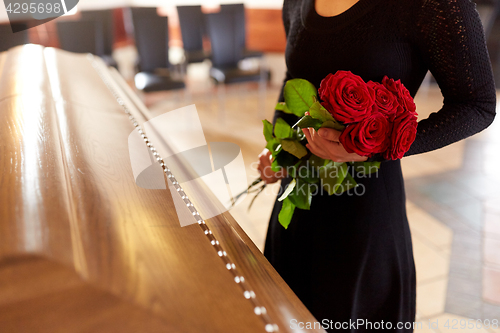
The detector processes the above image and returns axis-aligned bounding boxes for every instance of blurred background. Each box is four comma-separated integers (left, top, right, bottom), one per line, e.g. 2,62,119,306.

1,0,500,331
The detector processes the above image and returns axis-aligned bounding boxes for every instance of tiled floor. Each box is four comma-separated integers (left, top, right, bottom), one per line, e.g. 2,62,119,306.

402,91,500,325
118,47,500,331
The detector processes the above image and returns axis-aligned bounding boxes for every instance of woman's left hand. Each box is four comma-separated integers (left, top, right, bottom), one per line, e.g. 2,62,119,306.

302,127,368,163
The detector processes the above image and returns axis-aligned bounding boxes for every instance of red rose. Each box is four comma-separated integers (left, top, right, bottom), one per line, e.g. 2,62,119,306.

382,76,417,117
367,81,400,121
319,71,375,124
383,112,418,160
339,111,391,157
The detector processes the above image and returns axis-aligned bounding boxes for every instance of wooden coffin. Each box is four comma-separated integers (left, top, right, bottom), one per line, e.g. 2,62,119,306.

0,45,324,333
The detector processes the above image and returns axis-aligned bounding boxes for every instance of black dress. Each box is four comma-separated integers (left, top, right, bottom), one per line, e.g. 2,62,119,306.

264,0,496,331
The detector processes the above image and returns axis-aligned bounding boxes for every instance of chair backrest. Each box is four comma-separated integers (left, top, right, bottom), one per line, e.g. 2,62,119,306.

129,7,158,19
176,5,205,53
57,20,101,55
476,0,500,38
220,4,246,52
80,10,114,56
205,11,241,68
0,24,29,52
130,8,170,72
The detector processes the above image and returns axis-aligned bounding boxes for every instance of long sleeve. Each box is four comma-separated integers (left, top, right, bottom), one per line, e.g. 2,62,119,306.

405,0,497,157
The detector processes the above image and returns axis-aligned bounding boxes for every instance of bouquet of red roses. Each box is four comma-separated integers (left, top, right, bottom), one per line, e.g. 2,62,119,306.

317,71,418,160
241,71,418,228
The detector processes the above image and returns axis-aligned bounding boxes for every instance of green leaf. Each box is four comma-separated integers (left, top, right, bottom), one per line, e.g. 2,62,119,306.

323,160,345,168
293,115,323,131
274,118,293,139
308,154,325,167
307,102,345,130
334,172,358,194
320,119,345,131
351,161,381,175
278,197,296,229
275,102,286,111
288,178,312,210
295,127,306,141
319,162,350,195
298,166,320,184
265,138,280,154
262,120,274,142
275,102,293,114
283,79,317,117
271,159,281,173
286,160,302,179
281,139,308,159
275,148,298,168
308,101,334,122
290,158,320,184
278,178,296,201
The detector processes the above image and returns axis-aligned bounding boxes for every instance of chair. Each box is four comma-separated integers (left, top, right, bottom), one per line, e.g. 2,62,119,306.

205,11,264,84
130,8,185,93
205,11,268,119
80,10,117,67
176,5,210,64
482,0,500,84
57,20,101,55
220,3,263,59
476,0,500,39
0,24,29,52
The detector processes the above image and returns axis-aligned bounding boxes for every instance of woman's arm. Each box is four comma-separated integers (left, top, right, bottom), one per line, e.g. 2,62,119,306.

406,0,497,157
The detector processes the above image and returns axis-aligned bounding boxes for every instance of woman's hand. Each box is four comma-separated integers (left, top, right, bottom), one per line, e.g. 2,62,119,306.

257,149,287,184
302,127,368,163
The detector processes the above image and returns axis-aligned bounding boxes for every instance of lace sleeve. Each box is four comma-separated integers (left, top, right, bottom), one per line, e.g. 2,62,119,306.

405,0,497,157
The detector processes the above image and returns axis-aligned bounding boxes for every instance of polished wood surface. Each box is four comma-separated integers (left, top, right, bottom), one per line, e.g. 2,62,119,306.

0,45,323,332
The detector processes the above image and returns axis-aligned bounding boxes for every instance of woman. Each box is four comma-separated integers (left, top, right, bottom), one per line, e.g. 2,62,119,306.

258,0,496,331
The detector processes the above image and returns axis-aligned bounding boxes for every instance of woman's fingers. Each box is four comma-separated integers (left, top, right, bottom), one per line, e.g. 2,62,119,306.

316,135,343,158
304,129,330,159
259,151,272,168
312,130,342,154
317,128,341,142
258,149,280,183
258,148,271,160
306,144,330,159
302,128,324,154
302,127,368,163
306,127,344,160
259,156,272,177
303,127,368,162
302,127,312,141
317,128,340,142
